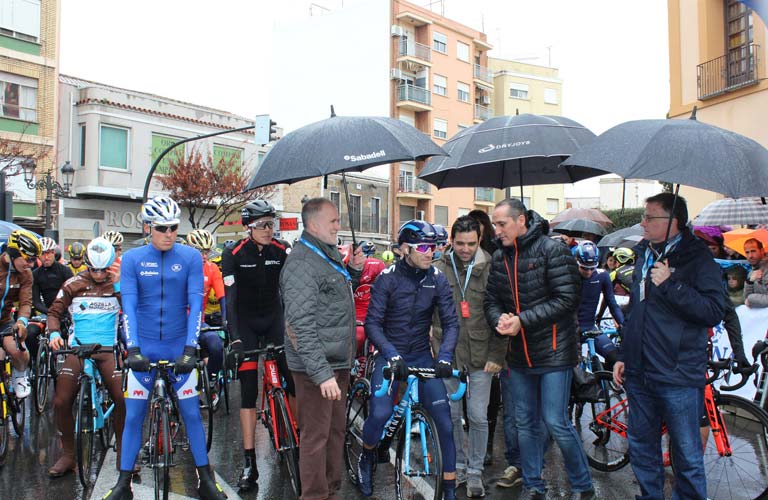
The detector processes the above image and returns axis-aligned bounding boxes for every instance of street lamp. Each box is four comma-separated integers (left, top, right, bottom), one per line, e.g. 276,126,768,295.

23,160,75,230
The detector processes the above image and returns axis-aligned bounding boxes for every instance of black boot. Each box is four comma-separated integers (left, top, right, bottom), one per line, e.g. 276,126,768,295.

102,471,134,500
197,465,227,500
236,453,258,491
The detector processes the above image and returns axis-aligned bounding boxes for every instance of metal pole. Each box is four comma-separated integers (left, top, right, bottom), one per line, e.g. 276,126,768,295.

341,172,357,246
44,170,52,230
0,171,6,222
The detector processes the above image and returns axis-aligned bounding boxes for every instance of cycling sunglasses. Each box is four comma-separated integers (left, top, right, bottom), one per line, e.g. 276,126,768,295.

248,220,275,230
406,243,436,254
88,267,108,273
153,224,179,233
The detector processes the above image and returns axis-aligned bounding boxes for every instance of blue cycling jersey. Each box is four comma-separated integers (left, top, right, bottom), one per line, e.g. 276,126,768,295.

120,243,203,349
578,268,624,331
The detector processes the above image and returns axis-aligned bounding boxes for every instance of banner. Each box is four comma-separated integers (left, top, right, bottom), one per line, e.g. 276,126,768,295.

712,305,768,400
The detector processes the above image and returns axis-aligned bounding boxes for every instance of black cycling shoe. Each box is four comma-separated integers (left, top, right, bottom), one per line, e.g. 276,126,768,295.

102,471,134,500
236,456,259,491
197,465,228,499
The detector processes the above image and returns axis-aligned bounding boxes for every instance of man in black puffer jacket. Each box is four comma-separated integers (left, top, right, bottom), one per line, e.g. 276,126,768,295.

484,198,594,500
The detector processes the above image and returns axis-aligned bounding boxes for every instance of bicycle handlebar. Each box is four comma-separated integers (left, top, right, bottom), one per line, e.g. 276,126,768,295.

706,357,758,391
0,325,24,352
720,363,759,392
55,343,114,359
199,326,224,333
374,366,468,401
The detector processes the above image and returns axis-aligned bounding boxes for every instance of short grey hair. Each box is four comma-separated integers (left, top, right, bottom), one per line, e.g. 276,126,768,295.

301,197,336,226
495,198,527,218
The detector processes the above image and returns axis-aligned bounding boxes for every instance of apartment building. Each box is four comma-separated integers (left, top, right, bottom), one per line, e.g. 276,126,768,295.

668,0,768,216
0,0,58,230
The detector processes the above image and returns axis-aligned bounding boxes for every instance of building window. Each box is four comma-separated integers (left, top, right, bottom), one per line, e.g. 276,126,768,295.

544,88,558,104
546,198,559,214
349,194,361,232
213,144,243,168
457,208,470,217
0,0,41,42
456,41,470,62
434,205,448,226
151,133,184,175
509,83,529,100
99,125,129,170
371,197,381,233
433,118,448,139
330,191,340,212
399,204,416,224
457,82,470,103
433,31,447,54
79,125,86,167
0,72,37,122
433,74,447,96
725,0,755,86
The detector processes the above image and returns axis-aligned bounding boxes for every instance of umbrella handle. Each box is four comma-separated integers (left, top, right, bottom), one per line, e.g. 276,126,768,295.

341,172,358,247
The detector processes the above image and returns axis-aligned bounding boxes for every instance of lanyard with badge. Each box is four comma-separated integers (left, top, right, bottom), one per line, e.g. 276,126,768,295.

639,233,681,302
299,238,352,282
449,251,475,318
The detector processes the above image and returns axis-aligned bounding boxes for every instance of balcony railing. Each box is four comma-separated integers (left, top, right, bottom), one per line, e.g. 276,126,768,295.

398,39,431,62
398,84,431,106
399,175,432,194
475,187,495,202
697,43,760,100
473,64,493,84
474,103,492,121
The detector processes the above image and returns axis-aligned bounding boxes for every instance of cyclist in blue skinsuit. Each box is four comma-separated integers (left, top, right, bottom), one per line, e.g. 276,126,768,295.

103,196,226,500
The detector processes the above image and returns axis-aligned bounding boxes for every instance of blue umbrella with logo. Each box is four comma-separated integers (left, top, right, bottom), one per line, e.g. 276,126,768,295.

0,220,39,243
418,114,604,199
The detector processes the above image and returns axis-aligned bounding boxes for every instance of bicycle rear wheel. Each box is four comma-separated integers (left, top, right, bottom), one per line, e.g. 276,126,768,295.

573,371,630,472
220,355,230,415
704,394,768,500
34,344,50,414
149,403,171,500
76,379,95,487
274,389,301,497
10,391,25,438
344,378,370,483
0,380,9,465
198,365,214,452
395,407,443,500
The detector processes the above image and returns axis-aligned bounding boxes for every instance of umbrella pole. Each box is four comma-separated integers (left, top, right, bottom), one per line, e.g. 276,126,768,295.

621,178,626,212
664,183,681,244
341,171,357,247
519,159,524,203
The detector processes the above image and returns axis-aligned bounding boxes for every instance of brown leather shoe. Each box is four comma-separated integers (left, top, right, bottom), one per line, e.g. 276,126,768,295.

48,454,76,478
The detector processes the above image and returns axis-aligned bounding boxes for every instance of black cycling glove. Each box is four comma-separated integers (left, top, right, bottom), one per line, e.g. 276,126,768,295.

174,345,198,375
434,360,453,378
389,355,408,381
125,347,151,372
227,340,244,369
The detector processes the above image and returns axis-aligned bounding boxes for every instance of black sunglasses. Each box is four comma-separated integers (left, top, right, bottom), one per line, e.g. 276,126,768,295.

153,224,179,233
89,267,108,273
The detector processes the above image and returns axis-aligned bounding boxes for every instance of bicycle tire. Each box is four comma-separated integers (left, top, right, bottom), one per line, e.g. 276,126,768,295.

703,394,768,500
150,402,171,500
76,378,95,487
395,406,443,500
198,365,214,452
220,355,230,415
274,389,301,497
0,380,9,465
10,389,25,438
573,371,630,472
34,344,49,414
99,387,115,451
344,378,370,483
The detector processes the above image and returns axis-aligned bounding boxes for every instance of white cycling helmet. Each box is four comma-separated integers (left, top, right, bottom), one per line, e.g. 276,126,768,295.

102,230,124,247
141,195,181,225
85,237,116,269
39,237,57,253
187,229,215,251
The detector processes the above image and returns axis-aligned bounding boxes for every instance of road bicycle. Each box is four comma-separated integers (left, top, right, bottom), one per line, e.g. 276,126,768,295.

573,359,768,500
27,315,50,415
198,325,230,417
236,343,300,496
0,325,26,465
55,342,119,487
345,364,467,500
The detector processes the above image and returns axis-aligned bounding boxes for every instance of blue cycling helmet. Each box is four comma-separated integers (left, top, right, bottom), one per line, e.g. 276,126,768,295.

397,220,436,245
574,241,599,268
361,240,376,257
433,224,448,245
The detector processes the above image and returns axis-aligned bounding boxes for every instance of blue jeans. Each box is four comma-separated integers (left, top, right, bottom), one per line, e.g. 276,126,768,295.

507,367,593,493
500,369,550,469
446,370,492,474
199,327,223,377
624,376,706,500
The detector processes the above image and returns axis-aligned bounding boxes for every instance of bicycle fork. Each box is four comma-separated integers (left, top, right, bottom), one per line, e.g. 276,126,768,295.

704,384,731,456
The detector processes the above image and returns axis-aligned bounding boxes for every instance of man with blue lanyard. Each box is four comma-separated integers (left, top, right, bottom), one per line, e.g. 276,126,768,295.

103,195,226,500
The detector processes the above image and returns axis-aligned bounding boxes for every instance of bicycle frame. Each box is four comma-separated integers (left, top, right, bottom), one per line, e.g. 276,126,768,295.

78,357,115,435
252,346,298,452
149,361,177,469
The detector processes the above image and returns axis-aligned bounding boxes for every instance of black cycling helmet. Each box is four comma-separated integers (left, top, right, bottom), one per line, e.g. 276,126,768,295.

67,241,86,260
241,200,275,226
574,241,600,269
433,224,448,245
361,241,376,257
398,220,437,245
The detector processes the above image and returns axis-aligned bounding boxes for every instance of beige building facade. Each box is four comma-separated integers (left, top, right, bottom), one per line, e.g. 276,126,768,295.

668,0,768,216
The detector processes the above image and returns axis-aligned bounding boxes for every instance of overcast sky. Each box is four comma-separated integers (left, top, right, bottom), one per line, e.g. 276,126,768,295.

59,0,670,196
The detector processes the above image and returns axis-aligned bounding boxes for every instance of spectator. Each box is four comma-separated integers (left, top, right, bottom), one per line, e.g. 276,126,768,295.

484,199,594,500
726,266,747,307
613,193,725,500
468,209,497,255
743,238,768,308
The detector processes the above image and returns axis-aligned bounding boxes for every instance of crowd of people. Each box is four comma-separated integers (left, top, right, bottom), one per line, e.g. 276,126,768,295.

0,190,759,500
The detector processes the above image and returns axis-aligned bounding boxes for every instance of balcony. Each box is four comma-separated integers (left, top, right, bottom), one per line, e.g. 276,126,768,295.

397,84,432,111
697,43,760,100
473,64,494,86
398,39,431,64
397,175,433,199
474,103,492,122
475,187,495,205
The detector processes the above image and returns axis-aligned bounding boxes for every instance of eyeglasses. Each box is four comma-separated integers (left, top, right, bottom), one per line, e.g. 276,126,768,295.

641,214,669,221
70,256,83,261
248,220,275,230
153,224,179,233
24,257,37,263
406,243,436,254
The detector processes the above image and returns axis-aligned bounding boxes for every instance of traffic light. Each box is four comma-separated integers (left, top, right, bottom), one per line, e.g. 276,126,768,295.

254,114,270,145
269,120,278,142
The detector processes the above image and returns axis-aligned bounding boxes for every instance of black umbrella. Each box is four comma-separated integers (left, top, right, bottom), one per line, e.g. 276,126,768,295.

597,223,644,248
552,218,607,237
247,107,446,244
418,114,604,198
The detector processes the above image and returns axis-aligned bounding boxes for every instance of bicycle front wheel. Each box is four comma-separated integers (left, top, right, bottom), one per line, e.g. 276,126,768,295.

573,371,630,472
99,387,115,451
10,389,25,438
76,379,95,487
198,365,214,452
705,394,768,500
34,344,50,414
395,407,443,500
0,380,9,465
149,403,171,500
344,378,370,483
274,389,301,497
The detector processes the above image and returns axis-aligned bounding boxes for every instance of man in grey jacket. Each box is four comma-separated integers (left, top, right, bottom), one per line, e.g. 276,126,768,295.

281,197,364,500
432,215,507,498
743,238,768,308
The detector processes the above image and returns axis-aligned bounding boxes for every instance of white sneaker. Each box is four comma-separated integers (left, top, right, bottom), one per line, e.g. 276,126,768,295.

13,370,31,399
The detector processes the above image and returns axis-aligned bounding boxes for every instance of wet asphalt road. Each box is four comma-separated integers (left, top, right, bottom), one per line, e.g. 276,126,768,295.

1,379,666,500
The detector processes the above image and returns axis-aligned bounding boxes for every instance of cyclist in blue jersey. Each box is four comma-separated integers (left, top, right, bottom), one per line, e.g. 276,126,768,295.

102,196,226,500
47,237,125,477
574,241,623,369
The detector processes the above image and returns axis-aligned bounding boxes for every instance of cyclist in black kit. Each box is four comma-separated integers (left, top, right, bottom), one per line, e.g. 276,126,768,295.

223,199,293,491
29,237,73,359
